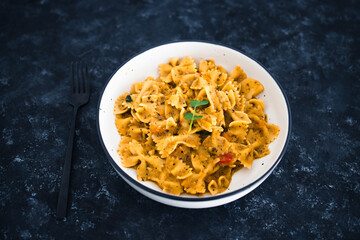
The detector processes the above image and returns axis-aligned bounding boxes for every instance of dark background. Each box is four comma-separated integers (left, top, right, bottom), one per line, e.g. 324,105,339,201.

1,0,359,239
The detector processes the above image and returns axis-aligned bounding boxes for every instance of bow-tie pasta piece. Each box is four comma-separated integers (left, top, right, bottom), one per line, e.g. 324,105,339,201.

115,115,132,135
197,114,217,132
114,92,131,114
168,87,187,109
240,78,264,100
156,134,201,158
202,69,227,87
199,59,216,73
229,65,247,82
228,121,249,142
181,172,207,194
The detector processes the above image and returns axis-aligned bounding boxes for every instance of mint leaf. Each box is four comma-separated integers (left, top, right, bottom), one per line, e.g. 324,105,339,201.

190,100,209,107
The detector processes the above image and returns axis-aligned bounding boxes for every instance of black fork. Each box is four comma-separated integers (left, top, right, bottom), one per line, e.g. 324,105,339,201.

56,62,90,219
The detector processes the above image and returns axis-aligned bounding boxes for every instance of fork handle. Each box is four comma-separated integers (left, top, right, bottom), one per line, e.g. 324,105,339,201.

56,105,78,219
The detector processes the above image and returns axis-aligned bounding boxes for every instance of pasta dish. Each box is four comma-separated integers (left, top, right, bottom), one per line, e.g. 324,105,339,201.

114,57,280,195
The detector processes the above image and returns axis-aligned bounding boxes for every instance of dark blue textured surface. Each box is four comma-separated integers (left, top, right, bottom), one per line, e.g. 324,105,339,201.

1,0,359,239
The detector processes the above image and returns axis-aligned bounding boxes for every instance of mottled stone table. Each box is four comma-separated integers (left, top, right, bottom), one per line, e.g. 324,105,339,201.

1,0,359,239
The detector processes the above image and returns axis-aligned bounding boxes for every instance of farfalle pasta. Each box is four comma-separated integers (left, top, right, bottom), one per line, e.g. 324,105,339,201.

114,57,280,195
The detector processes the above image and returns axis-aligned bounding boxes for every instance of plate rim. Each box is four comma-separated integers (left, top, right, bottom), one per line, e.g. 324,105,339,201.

96,40,292,202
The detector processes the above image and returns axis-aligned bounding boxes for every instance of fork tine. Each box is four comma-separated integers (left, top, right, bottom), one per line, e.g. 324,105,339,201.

71,61,89,95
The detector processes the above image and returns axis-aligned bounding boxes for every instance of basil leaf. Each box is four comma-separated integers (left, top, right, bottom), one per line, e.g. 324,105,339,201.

184,112,203,120
186,100,207,132
190,100,209,107
184,112,193,120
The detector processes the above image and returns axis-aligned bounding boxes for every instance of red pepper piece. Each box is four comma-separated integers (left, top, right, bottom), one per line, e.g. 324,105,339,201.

219,153,234,164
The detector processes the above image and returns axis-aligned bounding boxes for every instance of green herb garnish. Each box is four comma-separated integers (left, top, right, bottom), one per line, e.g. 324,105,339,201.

125,95,132,103
184,100,209,132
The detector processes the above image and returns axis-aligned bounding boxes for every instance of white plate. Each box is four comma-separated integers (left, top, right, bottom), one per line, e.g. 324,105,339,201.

97,41,291,208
